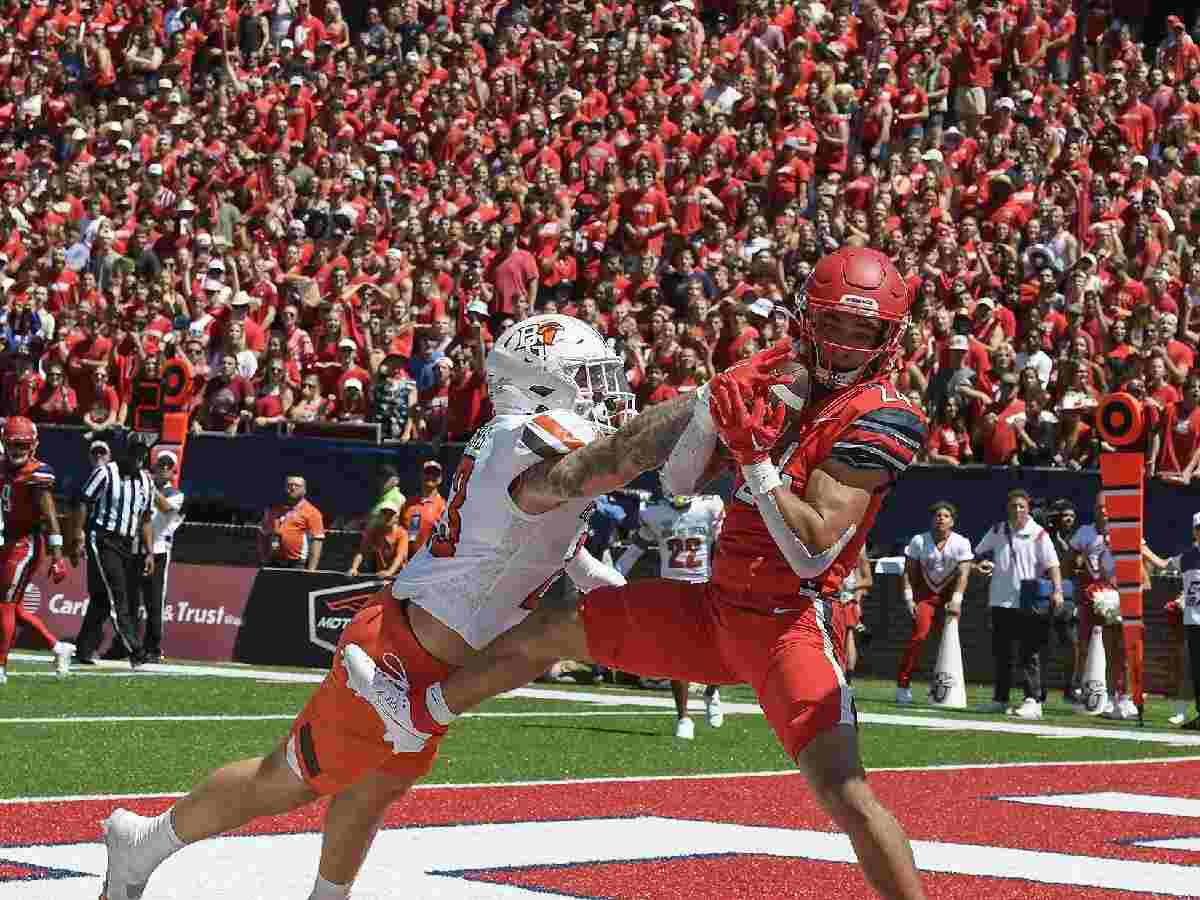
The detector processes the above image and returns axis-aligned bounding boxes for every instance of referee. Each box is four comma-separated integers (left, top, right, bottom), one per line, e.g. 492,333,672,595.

67,440,156,669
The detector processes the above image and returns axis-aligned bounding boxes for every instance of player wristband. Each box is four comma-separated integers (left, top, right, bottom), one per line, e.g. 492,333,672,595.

903,588,914,603
48,534,64,548
741,459,782,496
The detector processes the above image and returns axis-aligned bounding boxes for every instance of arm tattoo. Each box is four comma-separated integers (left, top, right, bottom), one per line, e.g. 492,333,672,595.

535,395,697,502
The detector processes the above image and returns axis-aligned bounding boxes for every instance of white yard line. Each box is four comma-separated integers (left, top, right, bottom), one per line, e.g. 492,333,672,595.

512,687,1200,747
0,711,685,726
9,654,1198,746
7,653,324,683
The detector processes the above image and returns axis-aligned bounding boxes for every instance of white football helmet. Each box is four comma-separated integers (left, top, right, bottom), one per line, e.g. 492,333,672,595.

487,314,636,432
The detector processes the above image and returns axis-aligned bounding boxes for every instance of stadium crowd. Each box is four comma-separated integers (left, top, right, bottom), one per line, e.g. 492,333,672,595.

1,0,1199,473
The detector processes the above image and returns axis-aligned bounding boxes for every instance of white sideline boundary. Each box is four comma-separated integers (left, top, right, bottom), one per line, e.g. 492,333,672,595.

3,756,1200,806
8,653,1200,746
0,711,688,725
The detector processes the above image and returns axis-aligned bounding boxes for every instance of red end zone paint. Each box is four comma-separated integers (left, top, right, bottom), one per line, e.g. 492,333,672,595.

3,762,1199,898
460,855,1172,900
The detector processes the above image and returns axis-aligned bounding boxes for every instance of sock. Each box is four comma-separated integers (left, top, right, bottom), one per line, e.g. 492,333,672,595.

309,874,351,899
0,603,16,667
16,607,58,650
147,809,185,861
425,683,458,727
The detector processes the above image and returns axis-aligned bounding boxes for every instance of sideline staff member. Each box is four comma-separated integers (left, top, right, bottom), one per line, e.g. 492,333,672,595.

400,460,447,554
259,475,325,570
974,488,1063,720
68,440,155,668
136,451,186,663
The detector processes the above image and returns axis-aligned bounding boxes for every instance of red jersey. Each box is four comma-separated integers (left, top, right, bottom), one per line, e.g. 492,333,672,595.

713,378,926,605
0,457,54,543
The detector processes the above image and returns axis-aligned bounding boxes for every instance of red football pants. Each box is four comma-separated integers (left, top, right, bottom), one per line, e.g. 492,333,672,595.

896,598,947,689
0,538,46,667
581,578,855,761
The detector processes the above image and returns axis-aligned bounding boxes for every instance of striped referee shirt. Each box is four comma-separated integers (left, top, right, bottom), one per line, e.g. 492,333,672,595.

79,462,156,550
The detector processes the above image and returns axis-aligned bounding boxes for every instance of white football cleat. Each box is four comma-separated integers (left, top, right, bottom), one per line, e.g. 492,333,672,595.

100,809,162,900
675,716,695,740
1013,698,1043,720
1116,696,1139,720
341,644,432,753
705,690,724,728
1169,712,1187,726
896,686,913,705
0,666,7,685
1101,696,1118,718
53,642,74,677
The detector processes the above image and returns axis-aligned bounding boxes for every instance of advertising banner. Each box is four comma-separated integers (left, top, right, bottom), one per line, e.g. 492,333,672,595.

16,562,257,662
233,569,390,669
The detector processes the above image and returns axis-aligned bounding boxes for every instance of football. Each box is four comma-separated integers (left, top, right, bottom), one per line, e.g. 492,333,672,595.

769,358,811,412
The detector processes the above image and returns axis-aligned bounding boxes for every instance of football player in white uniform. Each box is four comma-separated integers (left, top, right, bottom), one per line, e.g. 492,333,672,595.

97,315,704,900
617,491,726,739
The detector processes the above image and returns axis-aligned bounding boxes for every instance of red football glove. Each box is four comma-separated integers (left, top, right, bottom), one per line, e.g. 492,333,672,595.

48,558,67,584
723,340,795,403
709,373,787,465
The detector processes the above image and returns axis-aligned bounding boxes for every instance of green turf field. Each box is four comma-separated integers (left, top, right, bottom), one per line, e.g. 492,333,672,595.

1,653,1196,801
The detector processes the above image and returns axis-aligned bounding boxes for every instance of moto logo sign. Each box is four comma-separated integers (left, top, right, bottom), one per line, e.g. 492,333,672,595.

308,580,388,652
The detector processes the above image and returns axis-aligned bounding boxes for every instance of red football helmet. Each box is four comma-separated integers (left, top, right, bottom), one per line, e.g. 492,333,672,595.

3,416,37,468
781,247,910,389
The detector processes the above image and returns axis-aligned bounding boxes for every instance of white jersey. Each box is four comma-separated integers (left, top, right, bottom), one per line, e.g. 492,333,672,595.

905,531,974,599
1070,523,1114,585
1172,546,1200,627
393,410,598,649
638,496,725,583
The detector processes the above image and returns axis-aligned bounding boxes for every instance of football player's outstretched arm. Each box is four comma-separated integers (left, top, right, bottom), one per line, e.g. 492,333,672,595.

757,461,887,577
511,394,695,514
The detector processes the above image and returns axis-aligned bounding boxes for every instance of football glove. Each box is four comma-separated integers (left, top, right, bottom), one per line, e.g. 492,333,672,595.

709,373,787,466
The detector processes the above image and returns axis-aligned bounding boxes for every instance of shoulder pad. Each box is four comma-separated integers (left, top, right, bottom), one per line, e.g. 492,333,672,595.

519,410,598,460
830,406,928,477
22,462,56,486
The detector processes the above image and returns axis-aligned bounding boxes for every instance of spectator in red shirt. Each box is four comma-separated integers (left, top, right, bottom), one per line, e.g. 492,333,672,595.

443,334,488,443
199,353,253,434
30,362,78,424
488,225,539,317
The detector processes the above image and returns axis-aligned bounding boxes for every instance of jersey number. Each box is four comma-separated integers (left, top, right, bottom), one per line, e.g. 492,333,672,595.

430,457,476,558
667,537,704,569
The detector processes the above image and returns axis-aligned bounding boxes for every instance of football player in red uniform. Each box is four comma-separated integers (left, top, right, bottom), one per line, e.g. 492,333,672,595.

346,248,929,898
0,417,72,684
